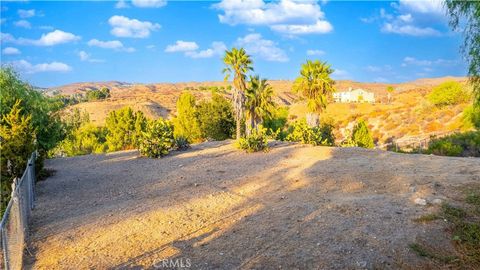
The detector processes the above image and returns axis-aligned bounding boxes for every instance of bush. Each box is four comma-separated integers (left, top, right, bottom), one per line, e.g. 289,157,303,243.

264,106,288,138
428,81,470,107
172,92,202,142
237,126,269,152
139,119,174,158
55,124,108,157
286,119,335,146
197,94,235,140
86,87,110,101
105,107,147,151
427,131,480,157
462,104,480,130
351,120,375,148
173,136,190,151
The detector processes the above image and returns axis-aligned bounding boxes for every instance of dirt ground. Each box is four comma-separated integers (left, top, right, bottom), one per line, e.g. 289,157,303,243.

26,141,480,269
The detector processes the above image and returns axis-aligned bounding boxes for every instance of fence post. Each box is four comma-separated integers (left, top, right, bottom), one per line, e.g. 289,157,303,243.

1,227,9,270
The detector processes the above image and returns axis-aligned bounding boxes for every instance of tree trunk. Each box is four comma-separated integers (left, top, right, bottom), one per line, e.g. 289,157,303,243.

233,87,245,140
306,112,319,127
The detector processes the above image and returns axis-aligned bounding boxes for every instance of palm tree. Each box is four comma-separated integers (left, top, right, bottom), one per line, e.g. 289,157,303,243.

223,47,253,139
292,60,335,127
245,75,275,135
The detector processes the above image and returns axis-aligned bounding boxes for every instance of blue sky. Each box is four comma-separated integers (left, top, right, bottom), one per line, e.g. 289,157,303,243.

0,0,467,87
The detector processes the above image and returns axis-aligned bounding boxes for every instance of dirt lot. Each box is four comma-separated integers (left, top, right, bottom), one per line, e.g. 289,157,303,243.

26,141,480,269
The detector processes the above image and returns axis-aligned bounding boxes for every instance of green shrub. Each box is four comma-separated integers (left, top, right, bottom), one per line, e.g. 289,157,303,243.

55,123,108,157
105,107,147,151
139,119,174,158
427,131,480,157
428,81,470,107
264,106,288,138
351,120,374,148
173,136,190,151
237,126,269,152
462,104,480,130
172,92,202,142
86,87,110,101
197,94,235,140
286,119,335,146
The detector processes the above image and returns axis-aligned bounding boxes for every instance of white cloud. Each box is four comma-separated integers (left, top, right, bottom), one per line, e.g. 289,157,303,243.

398,0,444,15
132,0,167,8
165,40,199,52
87,38,135,52
14,20,31,29
166,40,226,59
2,47,21,55
18,9,35,18
213,0,333,35
78,51,104,63
378,0,446,37
5,30,81,46
306,49,325,56
236,33,288,62
185,42,227,58
401,56,458,67
381,22,441,36
115,0,130,9
108,15,161,38
10,60,72,73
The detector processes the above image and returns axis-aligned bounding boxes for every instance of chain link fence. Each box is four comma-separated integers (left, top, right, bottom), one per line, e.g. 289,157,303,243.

0,152,36,270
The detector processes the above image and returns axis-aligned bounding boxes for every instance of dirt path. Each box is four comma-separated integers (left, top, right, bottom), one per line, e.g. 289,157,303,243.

26,141,480,269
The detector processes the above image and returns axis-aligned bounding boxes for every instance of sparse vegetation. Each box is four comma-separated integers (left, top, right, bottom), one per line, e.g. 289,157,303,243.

427,81,470,107
426,131,480,157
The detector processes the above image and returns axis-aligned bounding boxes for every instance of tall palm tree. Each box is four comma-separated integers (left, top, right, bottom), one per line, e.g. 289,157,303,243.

223,47,253,139
245,75,275,135
292,60,335,127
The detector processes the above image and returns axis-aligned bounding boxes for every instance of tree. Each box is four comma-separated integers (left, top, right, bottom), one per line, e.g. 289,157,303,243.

292,60,335,127
245,75,275,135
351,120,374,149
172,92,202,142
0,67,64,156
105,107,146,151
445,1,480,105
223,47,254,139
386,86,394,104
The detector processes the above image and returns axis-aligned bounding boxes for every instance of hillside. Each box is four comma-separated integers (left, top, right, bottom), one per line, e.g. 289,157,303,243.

27,141,480,269
48,76,471,145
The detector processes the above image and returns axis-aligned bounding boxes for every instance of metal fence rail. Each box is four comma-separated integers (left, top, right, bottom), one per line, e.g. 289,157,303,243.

0,152,36,270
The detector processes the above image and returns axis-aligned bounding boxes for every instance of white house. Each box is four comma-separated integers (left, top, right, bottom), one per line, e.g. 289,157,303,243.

333,88,375,103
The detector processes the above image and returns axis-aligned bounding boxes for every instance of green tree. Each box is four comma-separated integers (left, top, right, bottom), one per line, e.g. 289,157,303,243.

172,92,202,142
197,94,235,140
56,123,107,157
446,1,480,105
245,75,275,135
105,107,146,151
427,81,470,107
292,60,335,127
0,67,64,156
0,101,36,211
223,47,254,139
351,120,374,149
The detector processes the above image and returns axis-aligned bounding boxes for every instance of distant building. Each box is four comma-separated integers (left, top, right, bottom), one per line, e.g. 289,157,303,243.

333,88,375,103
